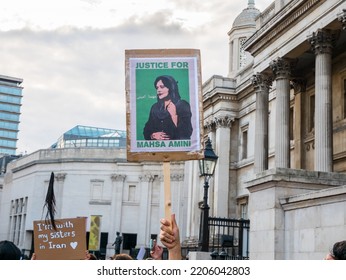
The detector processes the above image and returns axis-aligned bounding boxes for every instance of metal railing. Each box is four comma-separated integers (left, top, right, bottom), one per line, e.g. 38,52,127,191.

182,217,250,260
208,217,250,260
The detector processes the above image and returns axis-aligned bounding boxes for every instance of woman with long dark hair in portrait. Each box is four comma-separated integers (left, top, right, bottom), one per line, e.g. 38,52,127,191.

143,75,193,140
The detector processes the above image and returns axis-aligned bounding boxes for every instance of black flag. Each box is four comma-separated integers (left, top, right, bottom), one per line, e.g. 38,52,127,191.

44,172,57,230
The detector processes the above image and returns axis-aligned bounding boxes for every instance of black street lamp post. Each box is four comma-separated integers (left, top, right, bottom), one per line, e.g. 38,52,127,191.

198,138,218,252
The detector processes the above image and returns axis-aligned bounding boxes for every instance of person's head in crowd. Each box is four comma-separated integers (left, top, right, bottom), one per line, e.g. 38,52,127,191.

85,251,98,260
325,240,346,260
0,240,22,260
112,253,133,260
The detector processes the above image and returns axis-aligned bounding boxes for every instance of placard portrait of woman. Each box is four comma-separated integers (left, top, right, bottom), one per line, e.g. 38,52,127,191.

125,49,203,162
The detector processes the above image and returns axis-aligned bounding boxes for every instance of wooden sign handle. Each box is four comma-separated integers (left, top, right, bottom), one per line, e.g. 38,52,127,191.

163,161,172,223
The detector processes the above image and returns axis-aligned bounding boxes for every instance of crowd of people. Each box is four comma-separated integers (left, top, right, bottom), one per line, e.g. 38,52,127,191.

0,213,181,260
1,214,345,260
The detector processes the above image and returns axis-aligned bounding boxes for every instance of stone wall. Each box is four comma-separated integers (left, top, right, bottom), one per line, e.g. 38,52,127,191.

247,168,346,259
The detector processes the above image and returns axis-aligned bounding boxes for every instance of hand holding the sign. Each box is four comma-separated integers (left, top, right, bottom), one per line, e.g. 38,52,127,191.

159,213,182,260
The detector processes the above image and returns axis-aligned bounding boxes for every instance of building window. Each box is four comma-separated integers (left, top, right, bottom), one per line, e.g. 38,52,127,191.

241,125,249,160
309,94,315,132
290,107,294,141
151,177,160,204
344,79,346,119
239,37,247,69
240,203,248,219
128,185,136,202
90,180,104,201
229,41,234,72
237,196,248,219
9,197,27,245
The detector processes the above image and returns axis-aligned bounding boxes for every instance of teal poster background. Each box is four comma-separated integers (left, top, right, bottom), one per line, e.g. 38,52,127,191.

135,68,190,140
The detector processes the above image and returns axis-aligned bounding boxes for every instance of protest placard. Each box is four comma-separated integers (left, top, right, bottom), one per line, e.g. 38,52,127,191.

33,217,87,260
125,49,204,162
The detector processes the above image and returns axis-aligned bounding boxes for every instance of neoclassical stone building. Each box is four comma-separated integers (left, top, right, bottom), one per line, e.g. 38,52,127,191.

0,127,187,259
1,0,346,260
184,0,346,259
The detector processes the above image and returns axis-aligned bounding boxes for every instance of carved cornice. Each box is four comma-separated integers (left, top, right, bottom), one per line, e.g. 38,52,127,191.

204,115,234,131
338,9,346,30
214,93,237,102
55,173,66,182
156,175,163,182
308,29,336,55
157,174,182,182
251,73,273,91
291,78,307,94
204,120,214,132
203,93,237,113
111,174,126,182
139,174,155,182
305,141,315,151
270,58,296,79
214,115,235,128
171,173,184,181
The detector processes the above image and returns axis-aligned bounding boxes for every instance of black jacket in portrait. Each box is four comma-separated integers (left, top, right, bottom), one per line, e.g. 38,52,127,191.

143,99,193,140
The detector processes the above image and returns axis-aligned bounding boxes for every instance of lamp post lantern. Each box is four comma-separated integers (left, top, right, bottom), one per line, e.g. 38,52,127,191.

198,138,218,252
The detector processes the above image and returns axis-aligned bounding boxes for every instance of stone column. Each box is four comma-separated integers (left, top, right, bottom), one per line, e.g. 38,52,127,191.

185,157,203,245
138,174,155,246
291,79,307,169
270,58,295,169
110,174,126,246
213,115,233,217
308,29,334,172
251,73,272,174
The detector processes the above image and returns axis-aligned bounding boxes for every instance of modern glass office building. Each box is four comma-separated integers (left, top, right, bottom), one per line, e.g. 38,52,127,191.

0,75,23,156
51,125,126,149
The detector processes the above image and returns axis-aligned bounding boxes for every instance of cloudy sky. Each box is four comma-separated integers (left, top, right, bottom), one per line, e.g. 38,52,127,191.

1,0,271,154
